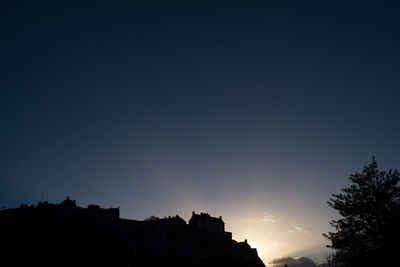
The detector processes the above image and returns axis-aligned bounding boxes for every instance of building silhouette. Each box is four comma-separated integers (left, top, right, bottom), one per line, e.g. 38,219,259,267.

189,211,232,239
0,197,263,267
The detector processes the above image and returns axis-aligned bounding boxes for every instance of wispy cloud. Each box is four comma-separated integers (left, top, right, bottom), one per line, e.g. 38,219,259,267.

244,214,277,225
294,226,309,234
260,214,276,224
269,256,317,267
287,226,309,234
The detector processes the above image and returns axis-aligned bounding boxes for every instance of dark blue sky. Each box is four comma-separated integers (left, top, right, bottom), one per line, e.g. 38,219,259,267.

1,0,400,262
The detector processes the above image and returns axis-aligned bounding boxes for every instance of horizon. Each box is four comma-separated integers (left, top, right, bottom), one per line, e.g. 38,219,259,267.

1,1,400,265
2,195,331,264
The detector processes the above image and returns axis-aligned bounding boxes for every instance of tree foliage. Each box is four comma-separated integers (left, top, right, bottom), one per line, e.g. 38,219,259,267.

324,157,400,267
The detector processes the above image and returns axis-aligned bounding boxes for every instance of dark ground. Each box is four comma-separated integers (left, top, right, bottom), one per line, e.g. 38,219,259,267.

0,203,265,267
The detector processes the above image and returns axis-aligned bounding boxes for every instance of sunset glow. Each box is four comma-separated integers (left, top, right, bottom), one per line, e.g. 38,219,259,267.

2,1,400,266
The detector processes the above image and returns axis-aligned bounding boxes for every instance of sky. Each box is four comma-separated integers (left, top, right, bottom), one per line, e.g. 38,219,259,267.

1,0,400,264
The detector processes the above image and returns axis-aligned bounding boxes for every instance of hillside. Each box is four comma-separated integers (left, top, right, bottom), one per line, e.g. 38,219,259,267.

0,198,265,267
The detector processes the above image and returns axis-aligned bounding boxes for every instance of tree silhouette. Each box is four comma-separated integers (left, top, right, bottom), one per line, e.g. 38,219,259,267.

324,157,400,267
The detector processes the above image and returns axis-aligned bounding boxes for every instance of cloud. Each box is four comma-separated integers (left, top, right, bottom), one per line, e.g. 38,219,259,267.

294,226,309,234
260,214,277,224
269,257,317,267
316,263,332,267
245,214,277,224
285,226,309,234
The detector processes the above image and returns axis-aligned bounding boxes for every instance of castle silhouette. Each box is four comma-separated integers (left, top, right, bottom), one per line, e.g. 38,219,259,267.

0,197,263,267
5,197,234,238
189,211,233,239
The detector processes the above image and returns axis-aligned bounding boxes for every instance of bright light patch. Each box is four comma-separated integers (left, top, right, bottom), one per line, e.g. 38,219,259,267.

260,214,277,224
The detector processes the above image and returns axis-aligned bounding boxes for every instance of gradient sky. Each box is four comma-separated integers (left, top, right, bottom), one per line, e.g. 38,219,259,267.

1,0,400,264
